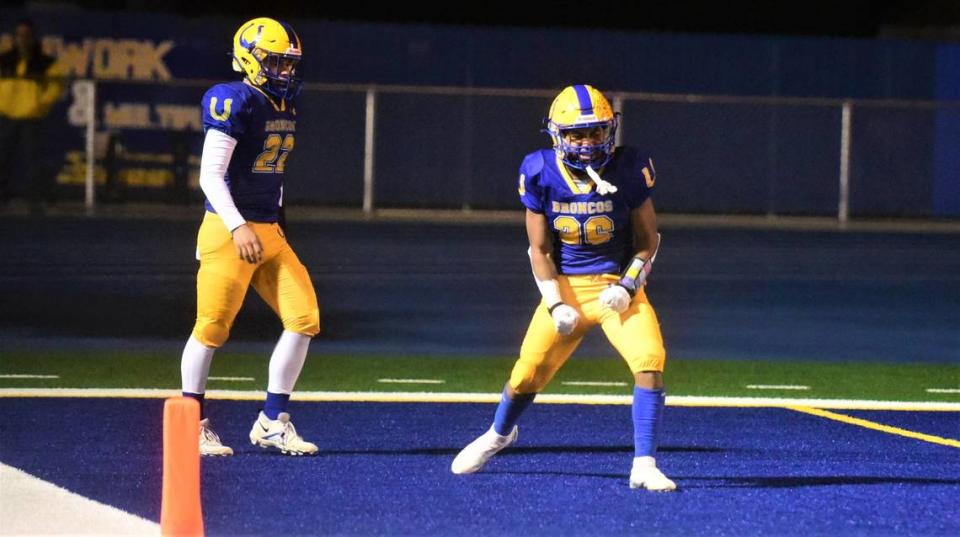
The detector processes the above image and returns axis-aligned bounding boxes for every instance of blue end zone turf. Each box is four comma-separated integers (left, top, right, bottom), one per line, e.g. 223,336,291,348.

0,398,957,535
841,410,960,440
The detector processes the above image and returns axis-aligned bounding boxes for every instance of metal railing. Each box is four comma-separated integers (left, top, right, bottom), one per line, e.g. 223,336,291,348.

61,79,960,220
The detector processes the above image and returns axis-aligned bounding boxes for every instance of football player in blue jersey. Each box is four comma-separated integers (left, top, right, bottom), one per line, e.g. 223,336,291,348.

451,85,676,491
179,17,319,456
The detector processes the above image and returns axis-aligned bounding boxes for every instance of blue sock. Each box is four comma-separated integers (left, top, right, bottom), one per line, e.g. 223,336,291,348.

264,392,291,420
632,387,665,458
182,391,205,420
493,387,536,436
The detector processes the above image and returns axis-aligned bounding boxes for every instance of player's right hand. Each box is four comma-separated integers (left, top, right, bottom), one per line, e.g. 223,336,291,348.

549,303,580,336
232,224,263,264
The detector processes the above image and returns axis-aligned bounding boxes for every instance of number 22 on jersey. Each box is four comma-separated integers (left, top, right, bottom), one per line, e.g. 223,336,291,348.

253,133,295,173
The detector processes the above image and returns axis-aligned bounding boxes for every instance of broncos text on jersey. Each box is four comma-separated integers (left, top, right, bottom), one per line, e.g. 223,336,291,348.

519,147,655,275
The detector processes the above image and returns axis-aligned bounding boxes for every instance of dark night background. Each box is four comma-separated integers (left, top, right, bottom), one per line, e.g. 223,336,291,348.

7,0,960,40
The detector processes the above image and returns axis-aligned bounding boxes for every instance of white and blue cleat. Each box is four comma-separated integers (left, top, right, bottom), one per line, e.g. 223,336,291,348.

451,425,518,474
199,418,234,457
249,411,318,456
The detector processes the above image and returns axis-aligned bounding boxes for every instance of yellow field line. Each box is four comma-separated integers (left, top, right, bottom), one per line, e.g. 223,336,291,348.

788,406,960,449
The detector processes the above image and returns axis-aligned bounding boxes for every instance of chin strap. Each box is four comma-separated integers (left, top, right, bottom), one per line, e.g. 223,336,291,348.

585,165,618,195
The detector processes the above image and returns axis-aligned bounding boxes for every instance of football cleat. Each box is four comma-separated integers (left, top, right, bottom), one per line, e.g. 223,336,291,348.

249,411,318,456
199,418,234,457
451,425,518,474
629,456,677,492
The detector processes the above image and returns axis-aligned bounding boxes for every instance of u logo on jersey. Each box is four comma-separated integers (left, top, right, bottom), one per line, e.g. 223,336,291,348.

642,158,656,188
209,97,233,121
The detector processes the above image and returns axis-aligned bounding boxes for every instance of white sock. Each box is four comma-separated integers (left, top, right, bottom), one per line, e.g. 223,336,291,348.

181,335,216,393
267,330,311,394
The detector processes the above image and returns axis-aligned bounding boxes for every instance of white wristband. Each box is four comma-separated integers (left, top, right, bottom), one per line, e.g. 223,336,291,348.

527,247,563,306
535,278,563,307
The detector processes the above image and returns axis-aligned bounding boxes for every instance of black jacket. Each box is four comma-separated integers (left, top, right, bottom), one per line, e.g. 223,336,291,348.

0,46,55,78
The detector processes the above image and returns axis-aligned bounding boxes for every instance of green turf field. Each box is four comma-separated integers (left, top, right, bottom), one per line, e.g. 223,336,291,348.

1,351,957,403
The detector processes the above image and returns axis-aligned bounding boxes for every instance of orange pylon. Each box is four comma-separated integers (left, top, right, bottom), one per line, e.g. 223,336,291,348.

160,397,204,536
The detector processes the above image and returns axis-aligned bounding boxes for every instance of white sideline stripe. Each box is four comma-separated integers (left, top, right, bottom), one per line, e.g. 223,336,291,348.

746,384,810,391
0,374,60,379
562,381,630,387
377,378,446,384
0,463,159,535
926,388,960,394
0,387,958,411
208,376,256,382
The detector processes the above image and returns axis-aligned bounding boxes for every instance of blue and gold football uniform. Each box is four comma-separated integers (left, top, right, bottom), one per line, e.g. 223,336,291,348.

191,81,319,348
201,81,297,223
452,85,675,488
510,147,665,393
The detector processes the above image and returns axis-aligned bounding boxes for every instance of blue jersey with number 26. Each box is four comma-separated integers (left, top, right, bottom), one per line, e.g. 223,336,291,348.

518,147,655,275
201,81,297,223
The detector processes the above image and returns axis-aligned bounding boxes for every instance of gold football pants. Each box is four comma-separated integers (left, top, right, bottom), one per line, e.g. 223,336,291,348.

191,212,320,348
509,274,665,394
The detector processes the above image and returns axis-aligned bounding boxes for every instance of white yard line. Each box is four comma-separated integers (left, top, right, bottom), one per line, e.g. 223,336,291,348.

926,388,960,394
208,376,255,382
377,378,446,384
0,374,59,379
562,381,630,387
0,463,158,535
746,384,810,391
0,387,958,411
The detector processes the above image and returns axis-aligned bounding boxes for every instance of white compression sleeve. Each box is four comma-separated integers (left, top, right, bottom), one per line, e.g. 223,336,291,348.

267,330,311,394
199,128,245,232
181,335,216,393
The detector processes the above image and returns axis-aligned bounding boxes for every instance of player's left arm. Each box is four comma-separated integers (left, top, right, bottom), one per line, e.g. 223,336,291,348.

620,197,660,292
599,198,660,312
630,198,659,262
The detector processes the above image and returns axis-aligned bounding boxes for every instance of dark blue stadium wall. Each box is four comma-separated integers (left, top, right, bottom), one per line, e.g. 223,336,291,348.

935,44,960,217
1,8,941,98
2,8,958,216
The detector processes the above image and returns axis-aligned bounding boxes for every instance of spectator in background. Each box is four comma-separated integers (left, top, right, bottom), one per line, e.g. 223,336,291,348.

0,18,63,211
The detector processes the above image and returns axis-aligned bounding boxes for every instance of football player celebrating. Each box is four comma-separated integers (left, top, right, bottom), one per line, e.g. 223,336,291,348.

180,17,319,456
451,85,676,491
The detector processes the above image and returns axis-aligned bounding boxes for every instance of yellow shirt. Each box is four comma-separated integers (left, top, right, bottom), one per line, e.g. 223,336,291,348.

0,59,64,120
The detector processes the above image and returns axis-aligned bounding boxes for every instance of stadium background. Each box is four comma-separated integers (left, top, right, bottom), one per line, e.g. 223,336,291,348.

0,2,958,354
1,3,960,216
0,2,958,535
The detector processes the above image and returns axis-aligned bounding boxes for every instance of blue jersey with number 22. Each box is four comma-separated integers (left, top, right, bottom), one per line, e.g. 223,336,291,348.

201,81,297,223
518,147,655,275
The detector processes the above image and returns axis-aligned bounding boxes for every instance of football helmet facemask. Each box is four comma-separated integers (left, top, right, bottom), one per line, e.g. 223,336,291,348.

545,85,620,170
232,17,303,101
